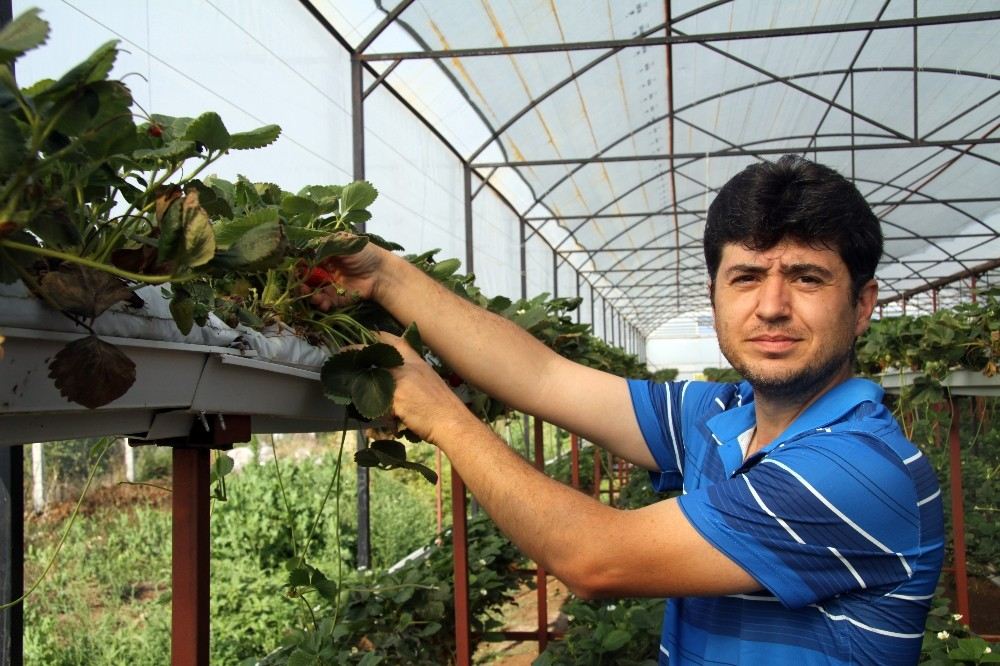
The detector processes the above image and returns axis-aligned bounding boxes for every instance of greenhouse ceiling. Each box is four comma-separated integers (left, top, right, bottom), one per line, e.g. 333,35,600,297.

311,0,1000,337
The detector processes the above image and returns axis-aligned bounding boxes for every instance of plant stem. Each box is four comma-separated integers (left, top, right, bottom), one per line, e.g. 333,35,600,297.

269,434,299,560
0,239,177,284
0,438,114,610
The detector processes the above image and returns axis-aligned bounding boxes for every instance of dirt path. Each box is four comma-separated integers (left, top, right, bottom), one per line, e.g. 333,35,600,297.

475,575,570,665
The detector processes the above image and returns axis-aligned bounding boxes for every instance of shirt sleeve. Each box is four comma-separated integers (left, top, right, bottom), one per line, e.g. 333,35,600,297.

677,431,921,609
627,379,726,492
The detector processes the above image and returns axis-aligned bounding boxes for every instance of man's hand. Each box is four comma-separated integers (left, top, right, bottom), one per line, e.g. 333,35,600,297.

302,234,388,311
376,331,478,445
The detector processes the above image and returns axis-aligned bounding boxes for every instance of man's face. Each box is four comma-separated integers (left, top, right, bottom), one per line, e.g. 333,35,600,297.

710,240,877,401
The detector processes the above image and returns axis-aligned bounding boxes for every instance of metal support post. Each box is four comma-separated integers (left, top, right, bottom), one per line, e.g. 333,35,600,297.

948,398,970,625
350,55,373,570
570,433,580,490
533,417,549,652
552,251,558,297
0,444,23,666
519,219,528,299
452,471,471,665
31,443,43,514
464,165,474,274
172,446,210,666
356,431,371,569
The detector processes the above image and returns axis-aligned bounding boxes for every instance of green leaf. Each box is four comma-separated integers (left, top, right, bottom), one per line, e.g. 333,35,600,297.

183,111,230,151
339,181,378,213
356,342,404,369
355,439,439,484
280,194,319,218
133,139,198,161
311,232,369,260
402,322,424,355
0,107,27,176
213,208,280,249
39,40,118,102
186,180,234,219
487,295,512,313
211,220,285,271
228,124,281,150
370,439,406,460
0,8,50,64
286,649,318,666
429,258,462,280
350,368,395,419
169,296,195,335
320,349,361,404
365,232,405,252
600,628,632,652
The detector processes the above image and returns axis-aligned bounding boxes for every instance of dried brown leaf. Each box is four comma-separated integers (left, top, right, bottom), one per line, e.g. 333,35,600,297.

36,264,133,319
48,335,136,409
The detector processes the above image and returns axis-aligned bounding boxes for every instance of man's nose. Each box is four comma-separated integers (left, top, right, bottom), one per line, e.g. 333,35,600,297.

755,276,791,321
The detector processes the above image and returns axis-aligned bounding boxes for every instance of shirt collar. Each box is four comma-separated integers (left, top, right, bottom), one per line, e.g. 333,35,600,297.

706,377,883,469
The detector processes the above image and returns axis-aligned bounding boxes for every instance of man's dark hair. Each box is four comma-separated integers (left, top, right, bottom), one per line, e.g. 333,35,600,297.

704,154,883,299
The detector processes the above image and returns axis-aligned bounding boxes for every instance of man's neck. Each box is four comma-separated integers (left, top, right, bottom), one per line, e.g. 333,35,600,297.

749,367,853,455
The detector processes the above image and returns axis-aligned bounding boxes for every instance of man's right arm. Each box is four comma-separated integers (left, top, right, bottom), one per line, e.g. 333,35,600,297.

320,244,657,469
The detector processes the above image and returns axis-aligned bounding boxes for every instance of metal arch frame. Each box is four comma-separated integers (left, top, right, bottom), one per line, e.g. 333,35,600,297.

321,0,999,335
357,11,1000,61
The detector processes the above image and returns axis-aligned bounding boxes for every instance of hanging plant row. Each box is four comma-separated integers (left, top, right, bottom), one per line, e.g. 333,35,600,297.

0,10,648,480
856,287,1000,407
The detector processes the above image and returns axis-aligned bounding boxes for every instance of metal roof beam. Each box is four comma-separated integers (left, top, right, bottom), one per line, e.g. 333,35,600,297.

359,11,1000,61
525,197,1000,221
472,137,1000,168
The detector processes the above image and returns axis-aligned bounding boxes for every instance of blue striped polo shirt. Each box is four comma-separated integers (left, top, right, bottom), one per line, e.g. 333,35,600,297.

628,377,944,665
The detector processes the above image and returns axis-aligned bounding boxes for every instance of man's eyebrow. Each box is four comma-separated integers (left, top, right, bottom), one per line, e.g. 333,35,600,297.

723,264,768,276
780,263,836,279
722,263,836,279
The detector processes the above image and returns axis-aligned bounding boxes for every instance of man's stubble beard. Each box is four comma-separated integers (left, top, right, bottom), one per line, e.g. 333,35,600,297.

719,335,856,403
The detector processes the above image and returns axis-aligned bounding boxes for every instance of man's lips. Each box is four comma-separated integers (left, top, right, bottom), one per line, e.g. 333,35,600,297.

747,335,801,352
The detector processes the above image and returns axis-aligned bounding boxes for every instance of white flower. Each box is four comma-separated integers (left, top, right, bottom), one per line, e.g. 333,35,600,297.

480,589,488,596
952,613,963,621
985,647,992,654
606,604,617,611
478,559,487,566
937,631,950,640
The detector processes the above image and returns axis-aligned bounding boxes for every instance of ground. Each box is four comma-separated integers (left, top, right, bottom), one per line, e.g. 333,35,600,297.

475,576,570,665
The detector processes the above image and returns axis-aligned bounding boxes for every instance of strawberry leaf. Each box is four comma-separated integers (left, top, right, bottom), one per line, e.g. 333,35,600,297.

48,336,136,409
350,368,395,419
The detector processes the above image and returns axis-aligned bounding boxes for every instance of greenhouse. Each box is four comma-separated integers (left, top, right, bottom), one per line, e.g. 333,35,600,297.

0,1,998,664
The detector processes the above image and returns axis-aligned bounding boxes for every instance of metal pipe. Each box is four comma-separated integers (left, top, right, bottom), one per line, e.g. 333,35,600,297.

948,399,971,625
472,137,1000,168
452,472,471,665
570,433,580,490
172,447,211,666
358,11,1000,61
533,417,548,652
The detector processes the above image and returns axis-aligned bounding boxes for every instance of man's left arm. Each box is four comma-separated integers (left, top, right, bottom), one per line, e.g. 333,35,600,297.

382,332,764,599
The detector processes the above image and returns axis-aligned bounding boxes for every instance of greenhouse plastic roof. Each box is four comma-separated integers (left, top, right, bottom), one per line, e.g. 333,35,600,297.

314,0,1000,336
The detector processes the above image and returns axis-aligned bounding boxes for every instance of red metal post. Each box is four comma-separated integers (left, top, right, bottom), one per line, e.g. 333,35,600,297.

452,471,471,665
931,288,938,312
533,417,548,652
172,446,211,666
607,453,615,506
435,448,443,538
948,398,971,625
971,275,978,304
593,447,602,500
570,433,580,490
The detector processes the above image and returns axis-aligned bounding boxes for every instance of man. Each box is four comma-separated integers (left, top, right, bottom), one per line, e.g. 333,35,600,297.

314,155,944,665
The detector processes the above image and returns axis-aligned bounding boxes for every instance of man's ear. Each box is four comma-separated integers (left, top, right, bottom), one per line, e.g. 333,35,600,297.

707,280,715,308
854,279,878,337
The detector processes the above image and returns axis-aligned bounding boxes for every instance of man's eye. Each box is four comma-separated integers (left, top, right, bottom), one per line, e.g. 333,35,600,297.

732,274,757,283
796,275,822,284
